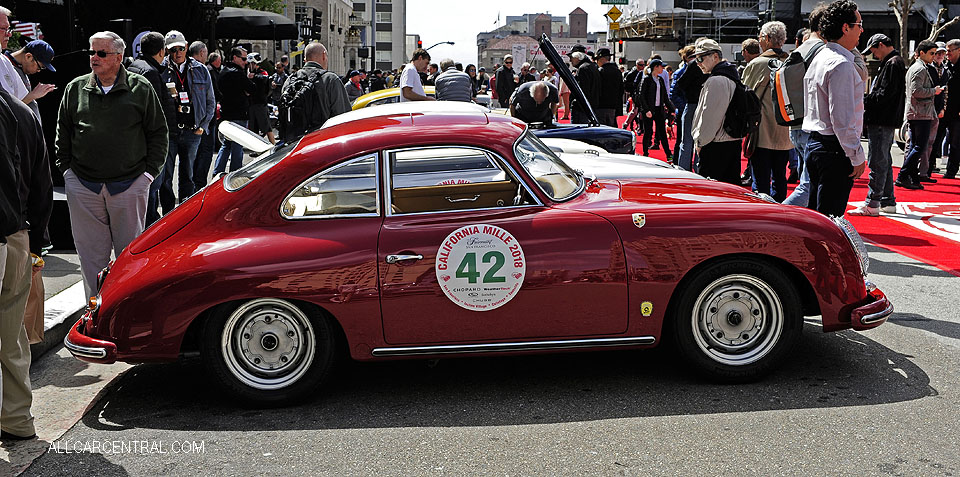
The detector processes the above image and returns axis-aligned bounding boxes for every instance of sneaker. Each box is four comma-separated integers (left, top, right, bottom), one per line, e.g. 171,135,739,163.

880,205,898,214
918,175,938,183
896,179,922,190
847,205,879,217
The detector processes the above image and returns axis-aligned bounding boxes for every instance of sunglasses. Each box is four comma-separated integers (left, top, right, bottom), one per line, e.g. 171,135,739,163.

169,46,186,53
86,49,120,58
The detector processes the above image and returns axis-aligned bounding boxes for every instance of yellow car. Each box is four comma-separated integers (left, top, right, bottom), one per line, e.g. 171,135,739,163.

351,86,436,110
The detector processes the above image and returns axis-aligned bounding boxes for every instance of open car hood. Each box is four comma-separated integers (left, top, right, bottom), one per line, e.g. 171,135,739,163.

538,34,599,126
219,121,274,154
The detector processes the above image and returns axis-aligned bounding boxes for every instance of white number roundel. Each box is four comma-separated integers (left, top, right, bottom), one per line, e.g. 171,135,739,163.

435,224,526,311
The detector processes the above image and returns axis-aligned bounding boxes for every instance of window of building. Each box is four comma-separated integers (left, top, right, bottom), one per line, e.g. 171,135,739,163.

375,11,392,22
376,31,392,42
375,49,392,63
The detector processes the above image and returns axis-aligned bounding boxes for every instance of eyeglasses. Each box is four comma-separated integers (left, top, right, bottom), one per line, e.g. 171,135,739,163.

849,22,864,29
169,46,186,53
504,61,513,64
31,56,44,71
86,50,120,58
2,28,12,35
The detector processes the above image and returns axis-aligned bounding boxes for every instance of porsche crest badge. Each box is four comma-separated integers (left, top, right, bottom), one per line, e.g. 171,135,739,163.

632,213,646,229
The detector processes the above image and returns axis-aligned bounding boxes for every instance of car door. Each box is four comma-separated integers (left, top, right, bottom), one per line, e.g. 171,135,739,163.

378,145,628,345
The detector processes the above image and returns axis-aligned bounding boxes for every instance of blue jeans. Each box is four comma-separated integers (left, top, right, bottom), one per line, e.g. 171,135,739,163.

214,120,247,175
864,125,896,208
674,103,685,157
898,119,932,183
750,148,790,202
783,129,811,207
194,120,218,191
806,132,855,217
678,105,696,171
160,129,202,215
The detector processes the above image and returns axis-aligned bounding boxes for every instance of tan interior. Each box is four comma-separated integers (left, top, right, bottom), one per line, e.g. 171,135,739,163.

392,180,518,214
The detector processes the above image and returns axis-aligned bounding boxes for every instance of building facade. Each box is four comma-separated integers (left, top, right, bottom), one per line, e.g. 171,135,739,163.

476,9,603,71
346,0,407,72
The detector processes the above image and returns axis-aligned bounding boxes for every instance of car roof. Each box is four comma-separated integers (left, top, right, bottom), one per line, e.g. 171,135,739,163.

352,86,437,109
285,103,528,173
323,101,492,130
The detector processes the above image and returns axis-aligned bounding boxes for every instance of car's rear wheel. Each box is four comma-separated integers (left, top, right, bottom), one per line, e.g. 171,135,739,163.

672,259,801,381
202,298,336,404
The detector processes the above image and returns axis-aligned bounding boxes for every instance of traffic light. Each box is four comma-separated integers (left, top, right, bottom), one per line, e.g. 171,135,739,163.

417,40,423,49
618,39,623,53
618,57,625,65
312,9,322,40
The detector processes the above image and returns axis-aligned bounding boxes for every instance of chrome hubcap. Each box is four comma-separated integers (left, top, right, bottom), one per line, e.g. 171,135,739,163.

691,274,783,366
221,299,315,390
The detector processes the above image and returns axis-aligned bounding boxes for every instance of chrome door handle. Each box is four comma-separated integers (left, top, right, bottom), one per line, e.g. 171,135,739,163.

445,195,480,203
385,254,424,264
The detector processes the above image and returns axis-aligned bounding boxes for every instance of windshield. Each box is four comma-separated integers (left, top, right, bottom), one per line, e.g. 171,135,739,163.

224,141,299,191
514,132,583,201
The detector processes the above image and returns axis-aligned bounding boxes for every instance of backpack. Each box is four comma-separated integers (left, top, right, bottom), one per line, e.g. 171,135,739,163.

279,68,330,141
770,41,825,126
723,80,762,139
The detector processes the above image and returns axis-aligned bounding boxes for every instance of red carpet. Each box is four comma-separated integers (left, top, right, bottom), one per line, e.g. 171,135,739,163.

558,109,960,276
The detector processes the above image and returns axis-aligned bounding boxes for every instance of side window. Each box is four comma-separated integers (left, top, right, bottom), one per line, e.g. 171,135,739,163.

281,155,379,218
388,147,536,214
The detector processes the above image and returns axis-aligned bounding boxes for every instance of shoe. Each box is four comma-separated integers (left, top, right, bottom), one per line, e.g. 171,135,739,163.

787,168,799,184
740,175,753,187
651,145,660,150
931,167,941,174
0,431,36,440
847,205,879,217
665,154,674,163
942,173,956,179
918,175,938,183
880,205,898,214
895,179,922,190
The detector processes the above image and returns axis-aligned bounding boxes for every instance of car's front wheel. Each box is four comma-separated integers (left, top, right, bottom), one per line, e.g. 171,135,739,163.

672,259,802,382
202,298,336,404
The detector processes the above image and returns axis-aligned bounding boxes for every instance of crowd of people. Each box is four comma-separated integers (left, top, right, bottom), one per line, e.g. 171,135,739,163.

610,0,959,219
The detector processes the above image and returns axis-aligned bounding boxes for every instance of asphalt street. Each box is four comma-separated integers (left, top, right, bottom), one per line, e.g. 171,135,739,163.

13,244,959,476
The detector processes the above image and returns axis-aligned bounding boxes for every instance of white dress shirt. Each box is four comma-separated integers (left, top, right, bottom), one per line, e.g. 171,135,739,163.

802,42,866,166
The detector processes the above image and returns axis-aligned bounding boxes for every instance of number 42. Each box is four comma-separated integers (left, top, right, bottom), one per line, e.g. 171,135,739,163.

455,252,506,284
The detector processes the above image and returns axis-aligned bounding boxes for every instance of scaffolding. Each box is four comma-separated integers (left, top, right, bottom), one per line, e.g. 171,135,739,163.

618,0,762,44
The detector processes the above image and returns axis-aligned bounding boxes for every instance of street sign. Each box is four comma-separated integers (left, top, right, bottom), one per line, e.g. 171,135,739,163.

606,6,622,22
601,0,629,4
609,22,620,30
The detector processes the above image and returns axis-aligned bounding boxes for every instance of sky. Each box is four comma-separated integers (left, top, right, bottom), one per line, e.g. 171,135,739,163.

406,0,615,67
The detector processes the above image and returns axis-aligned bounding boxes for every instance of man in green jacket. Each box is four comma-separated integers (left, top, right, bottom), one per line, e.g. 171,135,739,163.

55,31,168,299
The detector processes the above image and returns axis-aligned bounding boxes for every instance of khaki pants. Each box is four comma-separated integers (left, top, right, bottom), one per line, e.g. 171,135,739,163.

0,230,35,436
64,169,150,299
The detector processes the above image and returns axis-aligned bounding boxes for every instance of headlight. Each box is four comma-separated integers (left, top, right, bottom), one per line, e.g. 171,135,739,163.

831,216,869,277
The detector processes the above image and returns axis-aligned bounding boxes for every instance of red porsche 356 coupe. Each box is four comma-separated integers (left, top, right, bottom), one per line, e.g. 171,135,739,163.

65,103,892,404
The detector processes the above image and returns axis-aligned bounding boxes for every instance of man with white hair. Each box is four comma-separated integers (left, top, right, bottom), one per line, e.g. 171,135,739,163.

510,80,559,124
55,31,168,300
741,21,793,201
567,45,601,125
434,58,473,102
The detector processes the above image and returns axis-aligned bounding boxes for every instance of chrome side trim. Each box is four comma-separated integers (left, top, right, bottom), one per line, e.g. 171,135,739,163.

861,302,894,325
371,336,656,357
63,334,107,359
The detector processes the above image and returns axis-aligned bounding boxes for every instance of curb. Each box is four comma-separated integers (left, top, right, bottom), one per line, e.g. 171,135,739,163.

29,281,85,362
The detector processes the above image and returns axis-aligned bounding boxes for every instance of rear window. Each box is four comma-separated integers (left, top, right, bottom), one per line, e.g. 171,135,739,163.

224,141,298,191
